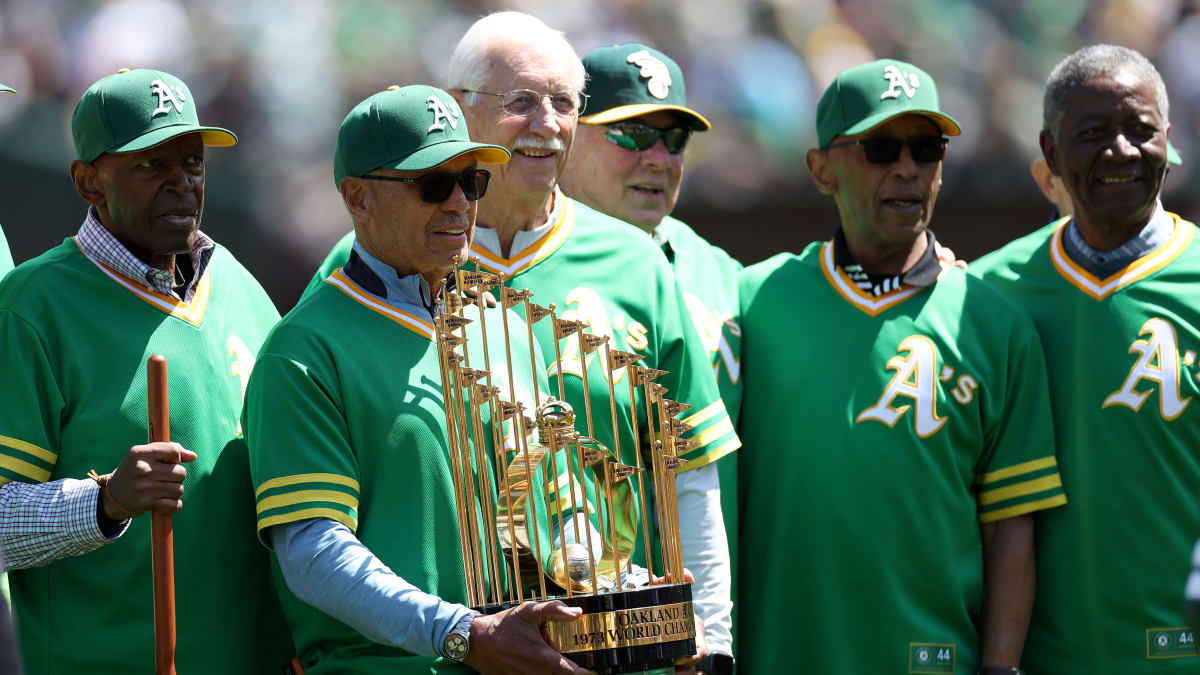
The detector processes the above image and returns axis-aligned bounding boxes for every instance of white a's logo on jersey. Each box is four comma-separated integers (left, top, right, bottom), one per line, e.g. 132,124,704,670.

149,79,187,118
1103,318,1191,420
856,335,947,438
880,64,920,101
627,50,672,100
426,95,459,133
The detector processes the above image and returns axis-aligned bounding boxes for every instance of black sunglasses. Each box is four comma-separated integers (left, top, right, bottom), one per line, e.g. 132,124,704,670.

827,136,948,164
360,169,491,203
604,122,693,154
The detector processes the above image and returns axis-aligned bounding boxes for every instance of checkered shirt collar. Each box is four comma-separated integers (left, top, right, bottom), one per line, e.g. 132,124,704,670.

76,207,215,302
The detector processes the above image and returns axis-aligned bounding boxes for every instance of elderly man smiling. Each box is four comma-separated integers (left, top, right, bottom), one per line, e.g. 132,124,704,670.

973,44,1200,673
303,15,737,671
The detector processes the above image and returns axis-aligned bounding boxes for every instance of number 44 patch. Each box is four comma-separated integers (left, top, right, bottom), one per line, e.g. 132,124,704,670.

909,643,955,673
1146,627,1199,659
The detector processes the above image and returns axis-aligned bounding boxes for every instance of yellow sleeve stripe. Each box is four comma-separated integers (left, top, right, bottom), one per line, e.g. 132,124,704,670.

0,435,57,464
0,455,52,483
255,472,360,498
257,507,358,535
975,456,1058,485
255,489,358,515
689,417,735,449
680,401,724,428
978,493,1067,523
679,436,741,474
978,474,1063,506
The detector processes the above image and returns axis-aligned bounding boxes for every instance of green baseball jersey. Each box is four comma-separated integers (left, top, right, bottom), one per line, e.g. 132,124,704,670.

654,215,743,647
971,215,1200,673
248,268,556,675
0,238,292,674
0,224,13,278
737,242,1064,674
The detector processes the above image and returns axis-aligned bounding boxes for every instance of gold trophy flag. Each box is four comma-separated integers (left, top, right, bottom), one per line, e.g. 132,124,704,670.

502,287,531,309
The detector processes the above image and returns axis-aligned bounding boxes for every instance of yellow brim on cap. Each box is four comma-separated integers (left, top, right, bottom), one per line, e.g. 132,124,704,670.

581,103,712,131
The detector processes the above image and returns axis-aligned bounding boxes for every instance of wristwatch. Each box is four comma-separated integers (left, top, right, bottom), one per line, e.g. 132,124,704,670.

442,612,477,662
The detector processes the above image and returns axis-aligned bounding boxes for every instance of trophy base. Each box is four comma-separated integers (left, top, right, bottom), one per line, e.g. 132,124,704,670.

476,583,694,675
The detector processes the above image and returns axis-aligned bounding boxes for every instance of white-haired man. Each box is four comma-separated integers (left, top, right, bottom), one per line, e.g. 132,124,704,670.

303,14,737,671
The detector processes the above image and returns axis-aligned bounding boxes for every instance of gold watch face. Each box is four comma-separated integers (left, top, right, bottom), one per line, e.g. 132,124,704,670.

444,633,469,661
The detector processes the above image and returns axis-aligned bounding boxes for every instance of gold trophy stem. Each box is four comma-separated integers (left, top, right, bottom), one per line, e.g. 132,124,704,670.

548,308,593,592
521,302,549,600
656,399,683,582
470,283,508,604
451,295,488,605
496,287,523,603
602,461,622,590
626,371,654,582
644,387,671,582
602,343,634,583
435,320,478,606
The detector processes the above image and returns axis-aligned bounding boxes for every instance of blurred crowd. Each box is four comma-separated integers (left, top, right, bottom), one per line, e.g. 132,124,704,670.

0,0,1196,305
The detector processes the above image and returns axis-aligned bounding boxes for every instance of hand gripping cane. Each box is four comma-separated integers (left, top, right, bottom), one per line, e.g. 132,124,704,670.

147,355,177,675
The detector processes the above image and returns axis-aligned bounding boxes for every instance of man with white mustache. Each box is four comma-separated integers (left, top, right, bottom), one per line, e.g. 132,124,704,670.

303,14,737,672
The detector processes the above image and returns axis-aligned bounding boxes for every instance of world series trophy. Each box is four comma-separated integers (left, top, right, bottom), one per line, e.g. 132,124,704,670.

434,260,698,674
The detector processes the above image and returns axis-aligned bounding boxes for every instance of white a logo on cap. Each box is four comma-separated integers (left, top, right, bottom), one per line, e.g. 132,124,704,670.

427,96,459,133
880,64,920,101
627,50,672,100
149,79,187,118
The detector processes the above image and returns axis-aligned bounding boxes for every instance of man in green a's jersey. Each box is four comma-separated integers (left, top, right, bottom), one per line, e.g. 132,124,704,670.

973,44,1200,673
300,16,737,665
0,68,292,673
738,59,1065,674
247,83,588,674
556,42,738,672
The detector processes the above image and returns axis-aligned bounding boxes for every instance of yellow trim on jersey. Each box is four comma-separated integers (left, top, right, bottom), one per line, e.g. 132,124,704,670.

678,436,740,474
819,242,926,316
1049,214,1193,300
680,400,724,429
978,474,1063,506
257,507,358,534
471,197,575,276
0,435,57,464
0,455,52,483
73,237,212,327
255,489,359,514
255,472,360,498
978,493,1067,523
324,269,436,340
688,416,735,449
975,455,1058,485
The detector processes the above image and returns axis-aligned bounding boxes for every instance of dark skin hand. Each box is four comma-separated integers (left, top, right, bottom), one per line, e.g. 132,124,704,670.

979,514,1035,668
463,600,593,675
103,442,198,520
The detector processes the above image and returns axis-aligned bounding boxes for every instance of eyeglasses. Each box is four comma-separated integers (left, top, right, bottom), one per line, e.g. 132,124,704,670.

461,89,588,117
604,122,693,155
826,136,948,164
360,169,491,203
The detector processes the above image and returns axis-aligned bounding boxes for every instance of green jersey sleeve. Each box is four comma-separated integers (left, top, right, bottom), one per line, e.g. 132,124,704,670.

974,309,1067,523
0,226,14,279
248,352,361,543
0,309,62,485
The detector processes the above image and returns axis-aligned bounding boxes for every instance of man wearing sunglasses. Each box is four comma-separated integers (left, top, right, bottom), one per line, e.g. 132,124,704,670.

558,42,738,674
737,59,1064,674
246,84,595,674
974,45,1200,674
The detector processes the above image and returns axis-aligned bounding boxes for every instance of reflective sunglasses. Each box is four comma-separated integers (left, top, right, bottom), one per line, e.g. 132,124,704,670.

604,122,693,154
461,89,588,117
826,136,948,164
360,169,491,203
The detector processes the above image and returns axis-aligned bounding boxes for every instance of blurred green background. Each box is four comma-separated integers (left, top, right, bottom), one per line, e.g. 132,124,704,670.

0,0,1196,308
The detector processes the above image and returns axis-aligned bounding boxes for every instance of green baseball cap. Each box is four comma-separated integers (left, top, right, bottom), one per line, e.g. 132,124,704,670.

0,84,13,94
333,84,510,191
71,68,236,163
579,43,711,131
817,59,961,149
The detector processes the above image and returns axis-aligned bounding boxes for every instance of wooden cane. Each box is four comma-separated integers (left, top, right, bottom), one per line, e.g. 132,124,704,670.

147,355,176,675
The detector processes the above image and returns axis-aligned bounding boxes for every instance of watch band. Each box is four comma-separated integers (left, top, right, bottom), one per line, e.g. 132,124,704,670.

441,612,477,662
